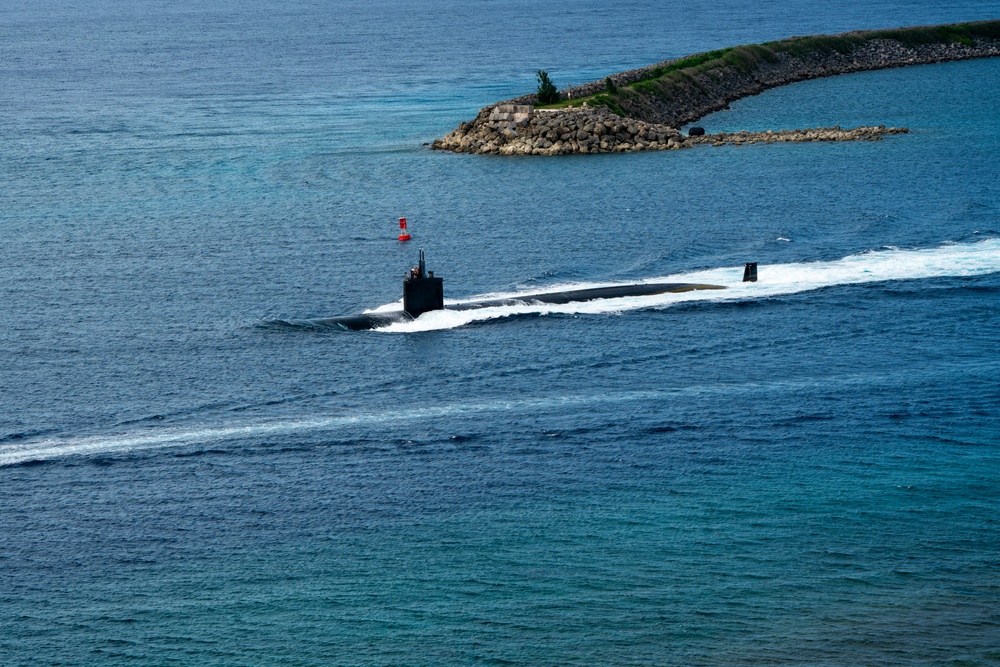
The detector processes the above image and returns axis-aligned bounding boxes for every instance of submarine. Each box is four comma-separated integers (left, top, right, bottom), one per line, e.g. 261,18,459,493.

318,250,757,331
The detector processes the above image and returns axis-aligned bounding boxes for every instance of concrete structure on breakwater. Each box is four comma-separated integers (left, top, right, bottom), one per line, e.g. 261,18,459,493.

432,27,998,156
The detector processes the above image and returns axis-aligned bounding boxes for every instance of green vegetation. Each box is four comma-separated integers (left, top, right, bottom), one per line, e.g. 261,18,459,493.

535,20,1000,112
869,21,1000,47
535,70,559,105
588,93,625,116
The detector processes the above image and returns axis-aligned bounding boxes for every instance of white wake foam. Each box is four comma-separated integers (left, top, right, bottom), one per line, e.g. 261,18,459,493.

378,238,1000,332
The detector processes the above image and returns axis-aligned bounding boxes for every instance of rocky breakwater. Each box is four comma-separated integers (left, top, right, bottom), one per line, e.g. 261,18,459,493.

688,125,909,146
607,37,1000,128
432,21,997,155
432,105,691,155
430,105,907,155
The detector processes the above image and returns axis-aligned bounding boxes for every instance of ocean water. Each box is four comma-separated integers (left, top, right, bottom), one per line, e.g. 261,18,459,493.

2,1,1000,664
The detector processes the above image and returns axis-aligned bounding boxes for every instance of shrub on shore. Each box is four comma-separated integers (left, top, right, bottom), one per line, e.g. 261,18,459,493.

536,70,559,104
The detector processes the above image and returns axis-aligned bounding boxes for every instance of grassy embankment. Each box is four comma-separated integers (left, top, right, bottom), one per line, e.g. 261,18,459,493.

539,20,1000,116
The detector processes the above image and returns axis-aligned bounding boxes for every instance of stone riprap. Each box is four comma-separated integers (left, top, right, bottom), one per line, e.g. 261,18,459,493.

432,22,998,156
431,106,907,156
603,38,1000,128
688,125,909,146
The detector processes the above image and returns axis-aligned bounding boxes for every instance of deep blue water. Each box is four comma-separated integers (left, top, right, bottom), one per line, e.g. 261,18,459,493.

2,1,1000,664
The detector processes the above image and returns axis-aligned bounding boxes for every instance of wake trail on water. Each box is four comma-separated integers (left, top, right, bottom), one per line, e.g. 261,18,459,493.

5,353,999,467
0,391,724,468
5,239,999,467
374,238,1000,332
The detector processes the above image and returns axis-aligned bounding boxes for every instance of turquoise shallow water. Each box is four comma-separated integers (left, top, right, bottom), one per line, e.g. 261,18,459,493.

1,1,1000,665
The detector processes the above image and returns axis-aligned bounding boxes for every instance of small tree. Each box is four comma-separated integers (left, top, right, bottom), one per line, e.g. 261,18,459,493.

536,70,559,104
604,77,617,93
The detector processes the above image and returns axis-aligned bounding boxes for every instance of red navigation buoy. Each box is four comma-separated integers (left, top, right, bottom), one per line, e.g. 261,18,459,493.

398,217,411,241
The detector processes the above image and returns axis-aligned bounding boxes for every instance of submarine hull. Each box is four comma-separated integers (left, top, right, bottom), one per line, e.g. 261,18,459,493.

320,282,725,331
312,311,414,331
448,282,725,310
